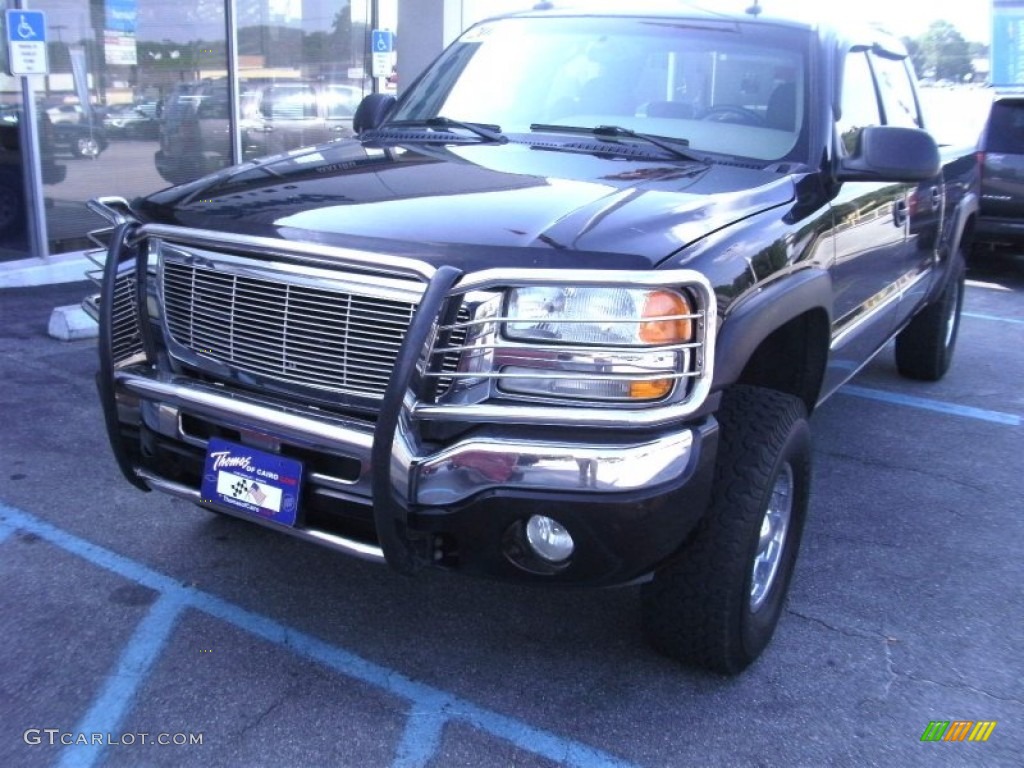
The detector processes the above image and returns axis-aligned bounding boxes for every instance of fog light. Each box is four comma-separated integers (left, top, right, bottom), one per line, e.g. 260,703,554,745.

525,515,575,563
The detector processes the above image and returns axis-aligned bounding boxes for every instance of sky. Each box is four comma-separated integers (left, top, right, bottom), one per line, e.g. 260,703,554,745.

464,0,993,44
760,0,991,44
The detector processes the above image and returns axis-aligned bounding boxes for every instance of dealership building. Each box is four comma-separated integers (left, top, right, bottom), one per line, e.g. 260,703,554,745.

1,0,516,274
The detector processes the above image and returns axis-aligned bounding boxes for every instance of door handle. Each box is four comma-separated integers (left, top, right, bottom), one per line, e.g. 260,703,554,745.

893,198,908,227
930,186,942,210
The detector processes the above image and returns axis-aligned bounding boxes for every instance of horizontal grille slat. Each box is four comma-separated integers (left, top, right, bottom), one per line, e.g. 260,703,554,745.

172,313,405,351
161,257,418,398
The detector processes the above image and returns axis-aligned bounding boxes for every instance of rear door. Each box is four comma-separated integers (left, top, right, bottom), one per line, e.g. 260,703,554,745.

869,49,942,321
980,98,1024,223
827,47,910,374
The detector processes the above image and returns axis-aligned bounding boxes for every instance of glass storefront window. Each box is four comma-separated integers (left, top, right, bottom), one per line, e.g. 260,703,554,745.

2,0,371,261
233,0,371,163
1,1,41,260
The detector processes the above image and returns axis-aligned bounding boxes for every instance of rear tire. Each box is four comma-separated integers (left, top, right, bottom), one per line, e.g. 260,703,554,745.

895,252,965,381
642,386,811,675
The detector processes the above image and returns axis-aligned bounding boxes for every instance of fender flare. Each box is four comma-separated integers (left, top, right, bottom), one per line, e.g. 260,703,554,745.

945,188,979,257
712,267,833,391
925,188,978,305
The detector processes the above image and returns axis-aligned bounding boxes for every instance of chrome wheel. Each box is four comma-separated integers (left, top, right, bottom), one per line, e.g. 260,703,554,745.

76,137,100,158
750,463,793,612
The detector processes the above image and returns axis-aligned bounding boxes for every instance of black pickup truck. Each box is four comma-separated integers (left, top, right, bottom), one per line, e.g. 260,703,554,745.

86,4,977,674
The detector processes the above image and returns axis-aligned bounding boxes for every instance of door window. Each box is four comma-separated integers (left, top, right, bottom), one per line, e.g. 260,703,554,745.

870,52,921,129
836,50,881,155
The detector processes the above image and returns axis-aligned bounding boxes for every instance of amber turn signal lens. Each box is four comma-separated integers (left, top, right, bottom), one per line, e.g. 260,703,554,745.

629,379,673,399
639,290,693,344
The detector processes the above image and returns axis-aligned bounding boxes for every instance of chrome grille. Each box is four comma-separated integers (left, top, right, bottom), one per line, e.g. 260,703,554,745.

161,260,417,397
111,271,144,365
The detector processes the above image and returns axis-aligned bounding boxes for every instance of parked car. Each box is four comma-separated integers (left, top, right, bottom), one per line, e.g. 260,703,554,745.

975,91,1024,251
103,104,160,140
53,120,108,158
46,103,87,124
155,79,361,184
0,107,66,240
42,104,109,158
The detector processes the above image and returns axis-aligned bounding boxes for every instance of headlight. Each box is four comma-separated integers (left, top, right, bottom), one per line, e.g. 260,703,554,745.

505,286,692,346
496,286,695,402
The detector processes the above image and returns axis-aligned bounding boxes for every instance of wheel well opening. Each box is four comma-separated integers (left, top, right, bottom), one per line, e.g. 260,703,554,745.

735,310,829,413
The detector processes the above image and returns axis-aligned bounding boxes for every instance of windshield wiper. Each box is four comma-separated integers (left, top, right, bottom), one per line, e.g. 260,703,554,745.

530,123,708,163
380,117,507,143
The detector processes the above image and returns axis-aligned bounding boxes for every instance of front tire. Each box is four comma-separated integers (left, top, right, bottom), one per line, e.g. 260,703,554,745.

642,386,811,675
894,252,965,381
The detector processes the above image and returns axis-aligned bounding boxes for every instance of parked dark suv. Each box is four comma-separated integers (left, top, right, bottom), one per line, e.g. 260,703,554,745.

0,107,66,240
976,92,1024,250
155,79,361,184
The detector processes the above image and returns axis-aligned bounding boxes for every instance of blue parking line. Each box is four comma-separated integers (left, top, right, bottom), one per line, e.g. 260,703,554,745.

57,593,187,768
963,311,1024,325
0,504,639,768
840,385,1021,426
392,705,448,768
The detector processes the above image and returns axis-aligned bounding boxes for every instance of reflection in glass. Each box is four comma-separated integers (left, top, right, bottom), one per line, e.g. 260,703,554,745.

1,0,370,257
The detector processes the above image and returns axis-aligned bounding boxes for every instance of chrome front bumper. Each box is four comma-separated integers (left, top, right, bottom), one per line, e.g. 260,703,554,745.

115,369,699,507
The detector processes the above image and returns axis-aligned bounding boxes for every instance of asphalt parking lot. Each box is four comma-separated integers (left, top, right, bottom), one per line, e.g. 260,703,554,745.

1,254,1022,768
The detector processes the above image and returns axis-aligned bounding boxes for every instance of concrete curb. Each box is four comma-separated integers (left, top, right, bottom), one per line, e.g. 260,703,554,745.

0,251,93,288
48,304,99,341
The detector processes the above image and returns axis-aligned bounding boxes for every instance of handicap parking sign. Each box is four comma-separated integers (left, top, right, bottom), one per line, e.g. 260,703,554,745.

6,10,49,75
371,29,394,78
372,29,394,53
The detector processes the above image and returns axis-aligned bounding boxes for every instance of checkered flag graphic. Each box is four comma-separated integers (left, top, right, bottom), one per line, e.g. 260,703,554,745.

230,479,249,498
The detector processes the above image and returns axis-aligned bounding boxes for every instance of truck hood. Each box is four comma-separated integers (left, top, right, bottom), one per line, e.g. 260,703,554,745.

139,138,795,268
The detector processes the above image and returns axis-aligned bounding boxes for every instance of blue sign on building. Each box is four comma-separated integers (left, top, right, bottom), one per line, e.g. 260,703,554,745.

993,0,1024,85
105,0,138,34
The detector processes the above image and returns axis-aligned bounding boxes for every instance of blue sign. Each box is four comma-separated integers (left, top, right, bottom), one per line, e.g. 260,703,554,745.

105,0,137,34
6,10,46,43
993,1,1024,85
372,29,394,53
6,10,48,75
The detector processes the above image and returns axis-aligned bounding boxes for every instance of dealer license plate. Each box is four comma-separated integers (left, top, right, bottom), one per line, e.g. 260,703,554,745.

200,437,303,526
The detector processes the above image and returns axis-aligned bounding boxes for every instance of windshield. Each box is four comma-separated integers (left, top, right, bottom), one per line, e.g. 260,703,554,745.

390,16,810,162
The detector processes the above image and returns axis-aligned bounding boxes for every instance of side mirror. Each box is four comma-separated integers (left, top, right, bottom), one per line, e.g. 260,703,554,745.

353,94,397,134
837,126,940,182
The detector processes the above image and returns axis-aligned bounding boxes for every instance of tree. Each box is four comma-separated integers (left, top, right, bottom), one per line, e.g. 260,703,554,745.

902,36,925,80
918,20,973,82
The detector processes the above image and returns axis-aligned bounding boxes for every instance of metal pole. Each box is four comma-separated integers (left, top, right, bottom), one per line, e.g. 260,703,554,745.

226,0,241,164
15,0,50,261
370,0,380,94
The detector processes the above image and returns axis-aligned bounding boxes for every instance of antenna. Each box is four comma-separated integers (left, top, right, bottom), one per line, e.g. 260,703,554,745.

746,1,762,17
